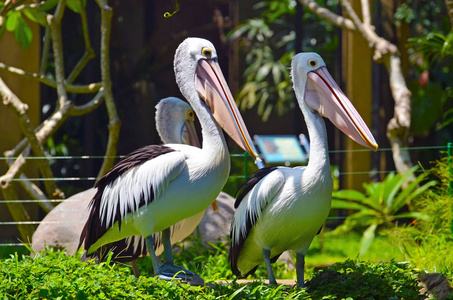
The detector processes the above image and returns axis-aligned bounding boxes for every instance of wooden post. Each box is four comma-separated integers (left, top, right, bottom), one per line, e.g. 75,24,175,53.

341,0,373,191
0,21,40,241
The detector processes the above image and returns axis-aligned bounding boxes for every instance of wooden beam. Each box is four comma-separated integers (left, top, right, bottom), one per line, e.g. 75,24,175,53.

342,0,373,191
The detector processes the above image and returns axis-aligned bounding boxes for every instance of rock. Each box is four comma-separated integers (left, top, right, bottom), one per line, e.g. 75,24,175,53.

196,192,235,245
419,273,452,299
31,189,236,255
31,188,95,256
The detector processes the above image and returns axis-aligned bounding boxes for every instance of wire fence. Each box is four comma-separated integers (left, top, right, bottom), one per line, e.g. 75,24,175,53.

0,144,451,248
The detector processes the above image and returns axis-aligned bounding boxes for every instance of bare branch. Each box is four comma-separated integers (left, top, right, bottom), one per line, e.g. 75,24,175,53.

338,0,398,61
67,2,95,84
298,0,355,30
95,0,121,179
0,77,63,198
47,4,69,110
39,26,52,76
1,185,35,241
360,0,372,28
0,62,102,93
69,88,105,116
18,175,55,212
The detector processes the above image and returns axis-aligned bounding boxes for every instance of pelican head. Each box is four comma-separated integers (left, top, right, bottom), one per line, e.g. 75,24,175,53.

174,37,260,160
155,97,200,147
291,52,378,150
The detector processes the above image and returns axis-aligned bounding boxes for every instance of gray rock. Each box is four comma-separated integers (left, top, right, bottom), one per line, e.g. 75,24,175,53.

31,189,236,255
31,188,95,255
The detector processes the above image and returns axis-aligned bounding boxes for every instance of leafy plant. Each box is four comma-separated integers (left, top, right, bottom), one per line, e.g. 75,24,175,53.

228,0,338,121
389,156,453,279
306,259,424,299
408,31,453,65
330,166,436,255
0,0,86,49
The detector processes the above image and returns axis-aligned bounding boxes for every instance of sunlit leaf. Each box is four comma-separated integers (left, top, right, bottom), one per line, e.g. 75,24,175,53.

359,223,377,255
15,17,32,49
38,0,59,12
6,11,20,32
23,8,48,27
67,0,82,13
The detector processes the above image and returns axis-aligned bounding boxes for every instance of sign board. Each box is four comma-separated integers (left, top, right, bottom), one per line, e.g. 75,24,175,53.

254,135,307,164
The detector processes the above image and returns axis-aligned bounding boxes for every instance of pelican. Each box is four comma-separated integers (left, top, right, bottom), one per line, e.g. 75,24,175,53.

103,96,219,267
79,38,261,281
228,52,378,287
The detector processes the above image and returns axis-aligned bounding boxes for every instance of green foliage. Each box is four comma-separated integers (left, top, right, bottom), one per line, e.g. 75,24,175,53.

1,249,429,299
389,156,453,278
408,32,453,66
330,166,436,255
306,259,424,299
0,0,86,49
410,81,449,135
228,0,338,121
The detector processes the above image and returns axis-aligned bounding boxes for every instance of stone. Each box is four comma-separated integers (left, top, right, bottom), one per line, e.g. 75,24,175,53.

31,189,236,256
31,188,95,256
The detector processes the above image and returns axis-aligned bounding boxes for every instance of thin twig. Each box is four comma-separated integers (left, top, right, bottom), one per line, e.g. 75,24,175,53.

66,2,95,84
0,62,102,93
298,0,355,31
95,0,121,179
0,77,62,198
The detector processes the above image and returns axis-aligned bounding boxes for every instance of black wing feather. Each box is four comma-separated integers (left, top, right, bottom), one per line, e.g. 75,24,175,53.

78,145,175,260
229,166,278,277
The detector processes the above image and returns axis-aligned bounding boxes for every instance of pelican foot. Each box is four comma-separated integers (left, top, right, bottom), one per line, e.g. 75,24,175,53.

157,263,194,281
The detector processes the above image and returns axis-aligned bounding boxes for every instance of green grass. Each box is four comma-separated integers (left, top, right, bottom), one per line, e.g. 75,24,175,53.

0,249,425,299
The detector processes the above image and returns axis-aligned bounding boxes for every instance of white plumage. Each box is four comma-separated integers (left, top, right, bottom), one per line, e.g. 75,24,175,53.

79,38,261,282
229,52,378,287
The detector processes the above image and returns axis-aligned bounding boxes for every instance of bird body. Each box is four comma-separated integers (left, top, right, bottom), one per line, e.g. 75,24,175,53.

80,38,260,281
229,52,378,286
86,143,229,254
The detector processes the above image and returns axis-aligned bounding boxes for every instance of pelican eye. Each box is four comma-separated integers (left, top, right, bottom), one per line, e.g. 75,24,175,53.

308,59,318,68
201,47,212,58
187,110,195,121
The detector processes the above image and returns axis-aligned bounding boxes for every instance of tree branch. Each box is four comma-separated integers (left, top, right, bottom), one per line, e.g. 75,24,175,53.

0,77,63,198
69,88,105,116
95,0,121,179
66,2,95,84
1,184,35,241
0,62,102,93
298,0,355,30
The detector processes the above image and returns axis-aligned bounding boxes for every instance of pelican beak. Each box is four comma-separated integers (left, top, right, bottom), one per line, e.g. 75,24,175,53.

195,59,261,159
304,67,378,151
211,200,218,212
182,119,201,148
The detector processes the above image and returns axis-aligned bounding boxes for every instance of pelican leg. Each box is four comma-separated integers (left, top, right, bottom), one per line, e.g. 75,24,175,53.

145,235,162,275
158,228,194,281
296,252,305,287
263,248,277,285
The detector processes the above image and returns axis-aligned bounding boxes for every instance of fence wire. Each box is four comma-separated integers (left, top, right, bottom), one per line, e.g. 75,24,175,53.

0,145,451,248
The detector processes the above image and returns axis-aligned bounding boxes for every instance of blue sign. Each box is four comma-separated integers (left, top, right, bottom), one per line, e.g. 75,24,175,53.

254,135,308,164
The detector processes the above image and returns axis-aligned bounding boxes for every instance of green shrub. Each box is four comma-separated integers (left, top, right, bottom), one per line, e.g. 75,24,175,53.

306,259,424,299
390,156,453,279
330,166,436,255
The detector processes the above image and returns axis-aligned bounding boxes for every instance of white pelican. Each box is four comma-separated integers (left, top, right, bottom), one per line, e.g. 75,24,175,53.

228,52,378,287
103,96,218,266
79,38,261,281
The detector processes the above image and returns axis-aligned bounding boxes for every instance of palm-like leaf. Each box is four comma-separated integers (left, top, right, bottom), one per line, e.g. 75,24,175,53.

331,166,436,253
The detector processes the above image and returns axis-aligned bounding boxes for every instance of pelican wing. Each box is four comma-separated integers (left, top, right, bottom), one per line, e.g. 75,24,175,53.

229,167,285,276
79,144,187,255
